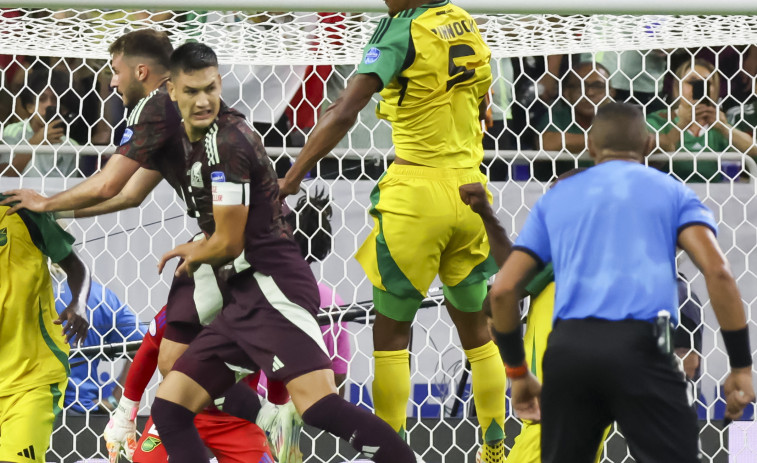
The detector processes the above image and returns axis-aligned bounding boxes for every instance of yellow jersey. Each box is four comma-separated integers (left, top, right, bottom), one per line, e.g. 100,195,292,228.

0,197,74,396
357,0,492,169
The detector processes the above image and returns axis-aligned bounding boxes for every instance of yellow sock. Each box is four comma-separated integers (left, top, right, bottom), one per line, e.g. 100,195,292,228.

466,341,506,445
373,349,410,437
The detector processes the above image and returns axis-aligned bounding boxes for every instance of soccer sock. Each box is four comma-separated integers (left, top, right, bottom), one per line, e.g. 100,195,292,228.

151,398,207,463
373,349,410,437
217,380,262,422
466,341,506,445
302,393,416,462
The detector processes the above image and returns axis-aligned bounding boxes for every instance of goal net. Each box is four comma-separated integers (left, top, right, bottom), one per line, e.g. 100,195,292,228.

1,6,756,462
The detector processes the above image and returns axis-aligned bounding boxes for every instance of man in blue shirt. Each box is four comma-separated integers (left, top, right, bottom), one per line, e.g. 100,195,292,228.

54,274,146,414
488,102,754,463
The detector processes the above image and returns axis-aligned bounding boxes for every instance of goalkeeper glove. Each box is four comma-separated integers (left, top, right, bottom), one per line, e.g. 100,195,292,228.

103,397,140,463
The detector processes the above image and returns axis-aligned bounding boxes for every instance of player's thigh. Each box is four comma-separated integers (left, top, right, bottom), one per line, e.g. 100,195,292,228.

355,166,455,300
0,380,65,463
157,338,189,376
439,171,497,289
287,368,338,415
198,416,273,463
523,283,555,382
133,417,167,463
168,328,240,404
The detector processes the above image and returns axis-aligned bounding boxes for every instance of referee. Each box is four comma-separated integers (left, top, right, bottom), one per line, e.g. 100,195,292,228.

489,102,754,463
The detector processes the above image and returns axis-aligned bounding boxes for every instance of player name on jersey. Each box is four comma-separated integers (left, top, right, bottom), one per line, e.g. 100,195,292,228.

430,19,477,40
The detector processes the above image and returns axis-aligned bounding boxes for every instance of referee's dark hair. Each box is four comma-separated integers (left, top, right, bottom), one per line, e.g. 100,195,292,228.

589,102,648,154
109,29,173,69
169,42,219,77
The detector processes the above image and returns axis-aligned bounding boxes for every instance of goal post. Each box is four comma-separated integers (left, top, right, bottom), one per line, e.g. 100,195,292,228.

0,3,756,462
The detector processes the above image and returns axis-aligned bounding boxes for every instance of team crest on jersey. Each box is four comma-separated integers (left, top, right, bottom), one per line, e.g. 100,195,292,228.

148,319,156,336
119,128,134,146
211,171,226,183
0,228,6,247
141,436,161,452
190,162,204,188
364,47,381,64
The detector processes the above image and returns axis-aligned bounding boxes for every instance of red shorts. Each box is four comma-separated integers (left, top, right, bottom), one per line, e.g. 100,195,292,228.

133,412,272,463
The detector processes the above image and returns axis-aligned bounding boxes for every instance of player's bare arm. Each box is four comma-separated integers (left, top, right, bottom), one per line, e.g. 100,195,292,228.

279,73,381,199
158,203,248,277
459,182,512,267
678,224,755,419
488,250,542,420
1,154,141,215
55,250,92,345
70,168,163,218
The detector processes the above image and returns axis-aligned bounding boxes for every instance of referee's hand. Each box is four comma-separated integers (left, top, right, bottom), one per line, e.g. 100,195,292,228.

511,371,542,422
723,367,755,421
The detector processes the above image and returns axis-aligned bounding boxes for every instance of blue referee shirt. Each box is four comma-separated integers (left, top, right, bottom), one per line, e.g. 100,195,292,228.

514,160,717,324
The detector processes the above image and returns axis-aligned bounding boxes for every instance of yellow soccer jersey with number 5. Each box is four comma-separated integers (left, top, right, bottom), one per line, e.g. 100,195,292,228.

0,198,74,396
357,0,492,168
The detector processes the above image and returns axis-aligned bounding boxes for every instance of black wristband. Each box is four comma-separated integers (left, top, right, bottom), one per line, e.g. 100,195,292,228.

492,327,526,367
721,327,753,369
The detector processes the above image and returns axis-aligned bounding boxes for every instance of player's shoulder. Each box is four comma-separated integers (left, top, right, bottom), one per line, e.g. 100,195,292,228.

126,85,177,127
212,104,265,157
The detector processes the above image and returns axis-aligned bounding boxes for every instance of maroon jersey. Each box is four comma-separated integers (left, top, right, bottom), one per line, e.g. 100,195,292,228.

115,83,189,205
181,104,307,278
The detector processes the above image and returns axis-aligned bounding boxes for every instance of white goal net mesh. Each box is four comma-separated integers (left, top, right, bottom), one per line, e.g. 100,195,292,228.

1,6,756,463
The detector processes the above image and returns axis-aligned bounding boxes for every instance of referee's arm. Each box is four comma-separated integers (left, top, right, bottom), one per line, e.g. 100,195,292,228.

679,224,755,420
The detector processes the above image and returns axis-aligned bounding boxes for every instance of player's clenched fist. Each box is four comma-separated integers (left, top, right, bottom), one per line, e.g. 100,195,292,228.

104,397,140,462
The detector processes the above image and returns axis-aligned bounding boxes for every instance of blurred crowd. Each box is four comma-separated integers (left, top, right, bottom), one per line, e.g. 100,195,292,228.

1,10,756,183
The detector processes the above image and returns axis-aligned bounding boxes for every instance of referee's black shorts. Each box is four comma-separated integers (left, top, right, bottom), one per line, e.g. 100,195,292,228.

540,318,700,463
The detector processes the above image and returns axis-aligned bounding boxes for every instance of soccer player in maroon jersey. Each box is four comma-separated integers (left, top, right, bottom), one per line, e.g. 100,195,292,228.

150,42,416,463
1,29,297,461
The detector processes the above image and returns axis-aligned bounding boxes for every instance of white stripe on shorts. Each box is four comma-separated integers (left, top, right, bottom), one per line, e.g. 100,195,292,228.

190,233,224,325
253,272,328,355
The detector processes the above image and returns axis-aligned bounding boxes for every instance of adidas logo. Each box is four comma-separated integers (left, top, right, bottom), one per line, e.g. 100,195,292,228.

17,445,36,460
272,355,285,372
361,445,379,458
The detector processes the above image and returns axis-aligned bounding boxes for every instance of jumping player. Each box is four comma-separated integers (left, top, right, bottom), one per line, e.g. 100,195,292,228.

279,1,506,459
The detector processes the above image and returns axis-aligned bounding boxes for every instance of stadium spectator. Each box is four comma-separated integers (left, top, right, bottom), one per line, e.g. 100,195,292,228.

726,45,757,139
51,267,146,415
593,49,667,113
489,102,754,462
279,2,507,461
536,61,614,154
0,68,80,177
530,61,613,180
285,188,352,397
0,193,90,463
647,59,757,182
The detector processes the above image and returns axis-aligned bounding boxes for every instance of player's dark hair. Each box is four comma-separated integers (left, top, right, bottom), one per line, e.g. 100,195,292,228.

285,188,333,263
19,68,72,110
109,29,173,69
589,102,647,153
169,42,218,77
